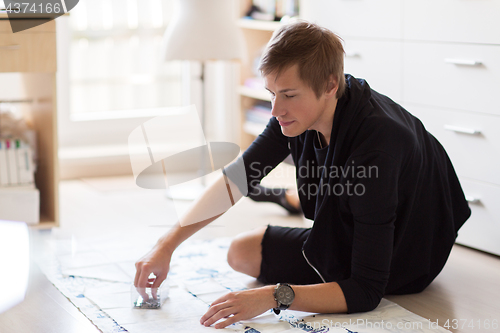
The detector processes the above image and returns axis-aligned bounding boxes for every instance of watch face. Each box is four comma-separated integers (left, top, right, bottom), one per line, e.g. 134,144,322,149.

276,285,294,305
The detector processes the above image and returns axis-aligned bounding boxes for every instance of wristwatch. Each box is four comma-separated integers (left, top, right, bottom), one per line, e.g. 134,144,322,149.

273,283,295,315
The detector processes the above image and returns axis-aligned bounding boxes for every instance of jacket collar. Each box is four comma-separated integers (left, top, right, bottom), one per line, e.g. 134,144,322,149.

313,75,374,217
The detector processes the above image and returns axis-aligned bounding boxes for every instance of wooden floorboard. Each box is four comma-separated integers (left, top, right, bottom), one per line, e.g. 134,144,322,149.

0,262,100,333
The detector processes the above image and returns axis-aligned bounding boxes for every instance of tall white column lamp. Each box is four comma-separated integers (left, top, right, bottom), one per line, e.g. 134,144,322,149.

162,0,244,199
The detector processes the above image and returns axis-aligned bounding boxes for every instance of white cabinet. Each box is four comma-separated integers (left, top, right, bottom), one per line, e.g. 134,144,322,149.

403,42,500,115
409,106,500,185
403,0,500,45
343,38,403,102
306,0,402,39
457,179,500,256
303,0,500,255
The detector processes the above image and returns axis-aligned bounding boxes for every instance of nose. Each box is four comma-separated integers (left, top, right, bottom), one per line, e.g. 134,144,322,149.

271,99,285,118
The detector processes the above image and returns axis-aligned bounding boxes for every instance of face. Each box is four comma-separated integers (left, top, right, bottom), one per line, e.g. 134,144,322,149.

264,64,337,138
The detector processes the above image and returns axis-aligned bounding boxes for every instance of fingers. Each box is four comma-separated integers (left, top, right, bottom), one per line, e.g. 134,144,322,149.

135,267,153,300
138,269,150,288
210,293,230,306
215,315,241,329
200,294,244,329
133,262,141,287
201,304,238,328
151,273,166,289
134,261,150,288
135,287,149,302
145,278,158,299
151,273,167,300
200,293,230,324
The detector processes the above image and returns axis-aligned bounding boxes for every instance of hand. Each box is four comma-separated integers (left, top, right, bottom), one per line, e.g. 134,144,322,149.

200,286,276,329
134,242,172,301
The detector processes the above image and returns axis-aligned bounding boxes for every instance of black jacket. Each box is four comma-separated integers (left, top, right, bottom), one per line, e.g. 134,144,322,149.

228,75,471,313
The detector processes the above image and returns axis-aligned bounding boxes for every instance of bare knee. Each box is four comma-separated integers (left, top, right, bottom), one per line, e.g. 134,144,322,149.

227,226,267,278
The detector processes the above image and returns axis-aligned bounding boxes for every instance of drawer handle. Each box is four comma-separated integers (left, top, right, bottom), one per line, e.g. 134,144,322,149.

345,51,360,58
444,58,482,66
465,196,481,205
0,44,21,50
444,124,481,135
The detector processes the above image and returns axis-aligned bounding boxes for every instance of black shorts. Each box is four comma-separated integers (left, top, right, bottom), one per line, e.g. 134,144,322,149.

257,225,324,285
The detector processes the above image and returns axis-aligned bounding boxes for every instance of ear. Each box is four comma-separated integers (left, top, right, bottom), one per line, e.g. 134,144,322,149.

325,75,339,99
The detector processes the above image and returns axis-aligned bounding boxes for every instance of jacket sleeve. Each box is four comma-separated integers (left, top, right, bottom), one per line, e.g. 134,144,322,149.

223,117,290,196
336,150,400,313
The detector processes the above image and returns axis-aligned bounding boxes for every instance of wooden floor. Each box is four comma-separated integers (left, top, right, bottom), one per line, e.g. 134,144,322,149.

1,174,499,332
386,245,500,332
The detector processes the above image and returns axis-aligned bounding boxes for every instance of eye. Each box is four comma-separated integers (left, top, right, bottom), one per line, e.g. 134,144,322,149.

285,95,296,98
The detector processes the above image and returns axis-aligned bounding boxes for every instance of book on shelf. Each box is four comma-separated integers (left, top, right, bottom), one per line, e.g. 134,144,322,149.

0,138,35,187
247,0,299,21
0,138,38,224
245,101,272,125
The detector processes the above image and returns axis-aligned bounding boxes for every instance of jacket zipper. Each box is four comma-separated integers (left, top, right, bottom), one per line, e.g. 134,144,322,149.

302,249,326,283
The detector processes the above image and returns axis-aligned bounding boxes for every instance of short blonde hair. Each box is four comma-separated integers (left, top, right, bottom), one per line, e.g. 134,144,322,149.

259,21,345,99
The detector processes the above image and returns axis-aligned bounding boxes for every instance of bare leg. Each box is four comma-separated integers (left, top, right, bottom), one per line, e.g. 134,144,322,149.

285,189,301,211
227,226,267,278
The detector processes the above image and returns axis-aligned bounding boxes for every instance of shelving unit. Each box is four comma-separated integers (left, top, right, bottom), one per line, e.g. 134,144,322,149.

238,85,271,101
0,15,59,228
238,0,299,149
237,23,273,148
237,18,281,31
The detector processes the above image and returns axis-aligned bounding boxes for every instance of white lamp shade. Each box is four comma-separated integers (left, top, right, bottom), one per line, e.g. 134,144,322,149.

162,0,244,61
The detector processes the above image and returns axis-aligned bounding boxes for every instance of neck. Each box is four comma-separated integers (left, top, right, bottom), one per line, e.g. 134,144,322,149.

315,98,338,146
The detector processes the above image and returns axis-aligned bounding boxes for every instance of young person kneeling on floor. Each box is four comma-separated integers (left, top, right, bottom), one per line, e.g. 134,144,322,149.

135,21,471,329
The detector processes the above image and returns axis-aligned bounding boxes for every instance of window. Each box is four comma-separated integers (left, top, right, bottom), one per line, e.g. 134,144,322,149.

57,0,240,178
68,0,182,119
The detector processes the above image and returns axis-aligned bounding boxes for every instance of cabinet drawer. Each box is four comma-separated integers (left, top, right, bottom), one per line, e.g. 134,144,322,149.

344,39,402,102
302,0,402,39
407,105,500,186
403,42,500,116
0,32,56,72
403,0,500,45
456,179,500,256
